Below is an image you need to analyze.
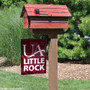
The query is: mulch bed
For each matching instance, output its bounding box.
[0,57,90,80]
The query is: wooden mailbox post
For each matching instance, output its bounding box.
[20,4,71,90]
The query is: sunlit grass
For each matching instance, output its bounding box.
[0,70,90,90]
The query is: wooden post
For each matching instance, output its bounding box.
[48,34,58,90]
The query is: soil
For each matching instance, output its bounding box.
[0,57,90,80]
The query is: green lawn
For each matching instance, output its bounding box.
[0,70,90,90]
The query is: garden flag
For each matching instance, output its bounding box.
[21,39,46,75]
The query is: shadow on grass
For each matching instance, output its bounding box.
[0,60,14,67]
[46,52,90,64]
[58,58,90,64]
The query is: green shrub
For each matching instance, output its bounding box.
[0,0,26,8]
[78,15,90,63]
[58,32,86,60]
[78,15,90,36]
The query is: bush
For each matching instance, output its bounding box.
[58,32,86,60]
[78,15,90,36]
[78,15,90,63]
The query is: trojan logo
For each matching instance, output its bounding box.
[23,44,45,58]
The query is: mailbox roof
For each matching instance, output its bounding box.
[21,4,71,17]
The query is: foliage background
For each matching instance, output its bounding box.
[0,0,90,64]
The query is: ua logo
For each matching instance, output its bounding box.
[23,44,45,58]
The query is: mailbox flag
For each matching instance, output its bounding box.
[21,39,46,75]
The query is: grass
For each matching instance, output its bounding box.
[0,8,35,65]
[0,70,90,90]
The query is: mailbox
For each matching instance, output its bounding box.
[20,4,71,90]
[20,4,71,35]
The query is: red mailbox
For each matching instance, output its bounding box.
[20,4,71,90]
[20,4,71,35]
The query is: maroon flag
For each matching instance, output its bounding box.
[21,39,46,75]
